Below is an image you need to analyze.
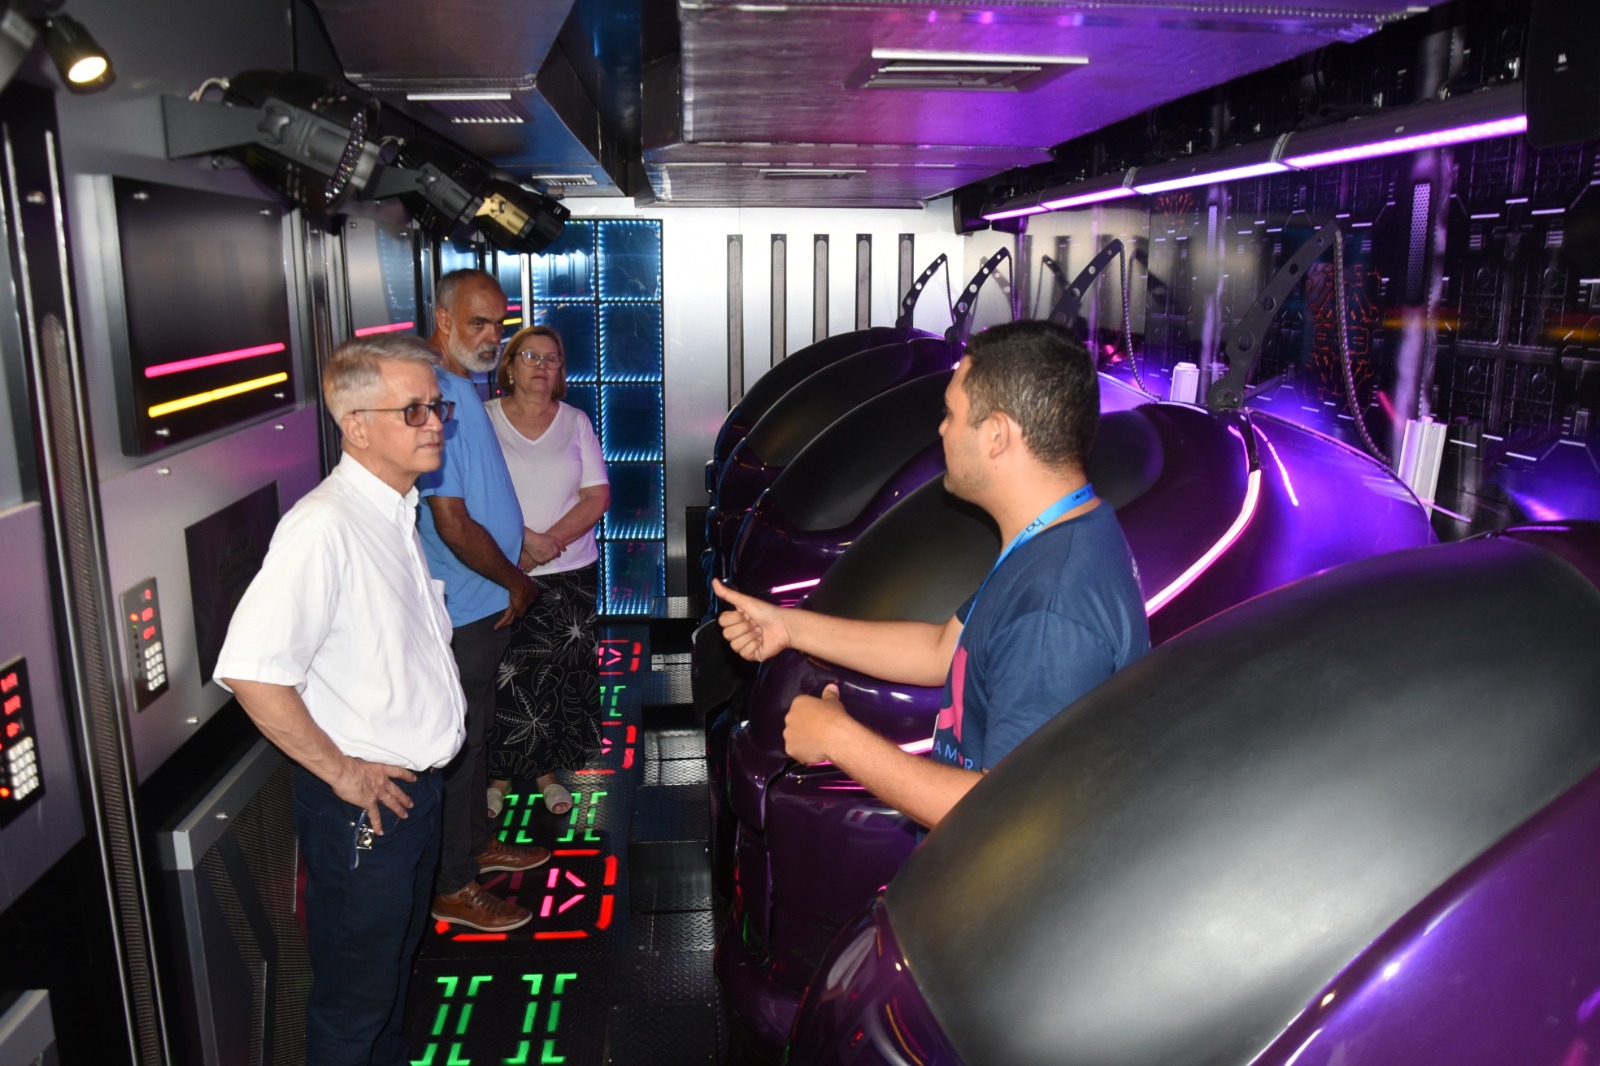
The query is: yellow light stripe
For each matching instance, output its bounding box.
[148,372,289,419]
[503,317,523,326]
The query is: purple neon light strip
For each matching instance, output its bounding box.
[1254,425,1299,508]
[1133,162,1288,195]
[1041,186,1136,210]
[143,341,286,379]
[1283,115,1527,169]
[353,320,416,337]
[769,577,821,594]
[981,203,1048,222]
[1144,467,1262,614]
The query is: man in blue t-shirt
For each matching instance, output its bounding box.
[714,320,1148,829]
[417,269,549,932]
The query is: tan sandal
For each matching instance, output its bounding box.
[541,782,573,815]
[487,786,506,821]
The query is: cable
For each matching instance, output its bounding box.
[1333,226,1390,465]
[187,76,230,102]
[1119,245,1160,398]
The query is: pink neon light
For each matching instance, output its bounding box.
[1254,425,1299,507]
[1284,116,1527,169]
[900,737,934,755]
[1144,467,1262,614]
[1133,162,1288,195]
[143,342,285,379]
[981,203,1048,222]
[565,870,587,888]
[1041,186,1136,210]
[352,321,416,337]
[558,894,585,914]
[770,577,821,594]
[540,896,554,918]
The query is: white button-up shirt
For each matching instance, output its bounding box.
[216,452,465,771]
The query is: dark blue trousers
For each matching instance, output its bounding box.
[435,613,512,894]
[295,765,442,1066]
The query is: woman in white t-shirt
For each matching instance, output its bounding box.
[485,325,610,818]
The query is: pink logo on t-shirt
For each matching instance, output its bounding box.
[935,643,969,742]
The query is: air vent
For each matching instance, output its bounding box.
[760,169,866,180]
[529,174,599,188]
[847,49,1087,92]
[405,92,528,125]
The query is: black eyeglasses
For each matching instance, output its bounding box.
[350,400,455,427]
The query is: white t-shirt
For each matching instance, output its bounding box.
[486,399,608,576]
[214,453,466,771]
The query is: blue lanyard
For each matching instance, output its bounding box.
[961,484,1096,642]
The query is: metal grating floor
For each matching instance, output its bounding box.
[404,623,757,1064]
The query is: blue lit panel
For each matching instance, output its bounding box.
[604,540,664,615]
[439,239,479,275]
[604,464,665,540]
[600,386,663,463]
[599,305,664,383]
[564,385,598,428]
[534,303,598,382]
[598,221,662,301]
[531,221,595,300]
[495,252,524,339]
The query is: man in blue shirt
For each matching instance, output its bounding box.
[419,269,548,931]
[714,320,1148,829]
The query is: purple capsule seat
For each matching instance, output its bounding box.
[715,406,1437,1047]
[706,336,959,577]
[791,524,1600,1065]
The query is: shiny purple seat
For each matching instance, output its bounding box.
[791,523,1600,1065]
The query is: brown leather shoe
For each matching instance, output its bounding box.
[475,838,552,874]
[430,881,532,932]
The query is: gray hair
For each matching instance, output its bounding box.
[435,268,498,315]
[322,333,439,421]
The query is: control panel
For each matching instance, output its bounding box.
[0,657,43,828]
[120,578,168,711]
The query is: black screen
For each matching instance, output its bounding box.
[185,483,281,686]
[113,178,295,455]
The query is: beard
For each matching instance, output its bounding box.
[449,333,500,374]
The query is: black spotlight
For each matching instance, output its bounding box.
[162,71,381,211]
[365,134,567,252]
[43,13,113,93]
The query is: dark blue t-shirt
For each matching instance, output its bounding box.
[931,502,1148,771]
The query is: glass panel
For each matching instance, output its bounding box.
[599,304,664,383]
[564,385,598,427]
[495,252,525,341]
[533,303,597,382]
[598,220,662,301]
[604,540,664,615]
[531,221,595,300]
[600,385,663,463]
[604,463,664,540]
[439,238,480,275]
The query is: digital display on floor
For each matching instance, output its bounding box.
[111,178,295,456]
[0,656,43,827]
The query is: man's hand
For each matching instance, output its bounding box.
[784,683,845,764]
[523,529,565,567]
[496,572,539,629]
[333,755,417,834]
[713,578,794,662]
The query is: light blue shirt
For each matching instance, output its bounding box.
[416,367,525,627]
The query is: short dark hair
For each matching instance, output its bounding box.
[961,320,1098,470]
[497,324,568,400]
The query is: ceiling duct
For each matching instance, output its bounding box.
[310,0,634,195]
[641,0,1454,208]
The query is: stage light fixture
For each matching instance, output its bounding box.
[365,136,568,252]
[42,12,112,93]
[162,71,381,211]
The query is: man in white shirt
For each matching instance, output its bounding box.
[216,334,466,1066]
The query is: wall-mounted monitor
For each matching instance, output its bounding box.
[342,205,419,339]
[110,178,295,456]
[184,483,280,687]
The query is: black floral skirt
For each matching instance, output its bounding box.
[488,563,602,780]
